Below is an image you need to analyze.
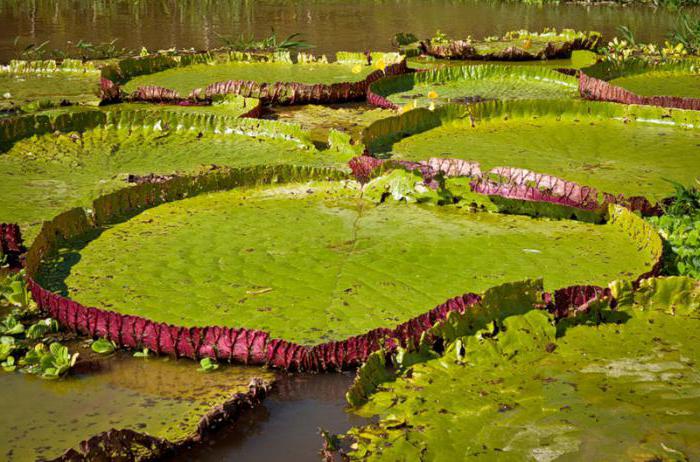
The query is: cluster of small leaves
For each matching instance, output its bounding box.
[0,272,78,378]
[217,30,313,52]
[647,180,700,278]
[13,36,131,60]
[601,17,700,65]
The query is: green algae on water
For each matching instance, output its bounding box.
[38,181,654,345]
[0,352,272,461]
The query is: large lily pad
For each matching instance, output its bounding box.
[0,351,272,461]
[368,100,700,201]
[0,105,344,242]
[369,65,578,109]
[343,277,700,461]
[122,52,400,97]
[37,180,655,345]
[0,60,101,111]
[414,29,600,61]
[610,70,700,98]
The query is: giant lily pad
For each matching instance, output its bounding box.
[122,52,401,97]
[0,351,272,461]
[342,277,700,460]
[413,29,600,61]
[37,179,656,346]
[367,100,700,201]
[610,68,700,99]
[0,60,101,111]
[0,105,345,242]
[369,65,578,110]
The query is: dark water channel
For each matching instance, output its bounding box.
[0,0,695,62]
[170,371,369,462]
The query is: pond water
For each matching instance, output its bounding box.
[0,0,694,62]
[172,372,369,462]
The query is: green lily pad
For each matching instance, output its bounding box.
[371,65,578,109]
[121,52,398,97]
[417,29,600,61]
[0,105,344,243]
[610,71,700,98]
[408,50,599,72]
[0,60,101,111]
[0,351,271,461]
[344,277,700,461]
[38,180,655,345]
[370,100,700,201]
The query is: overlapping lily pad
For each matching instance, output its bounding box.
[408,29,600,61]
[585,60,700,98]
[121,52,402,97]
[364,100,700,201]
[36,176,656,346]
[341,277,700,460]
[0,60,101,111]
[0,350,272,461]
[0,104,347,243]
[368,65,578,109]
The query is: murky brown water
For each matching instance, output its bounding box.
[0,0,693,62]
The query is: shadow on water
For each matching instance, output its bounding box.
[171,371,372,462]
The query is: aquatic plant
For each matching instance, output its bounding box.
[19,342,79,379]
[91,338,116,355]
[647,180,700,278]
[217,31,313,53]
[198,357,219,372]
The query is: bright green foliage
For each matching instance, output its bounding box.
[198,357,219,372]
[384,101,700,201]
[123,61,375,95]
[91,338,116,355]
[132,348,150,358]
[26,318,59,340]
[39,181,654,345]
[647,180,700,278]
[0,315,25,336]
[344,278,700,461]
[374,65,578,109]
[19,342,79,379]
[0,352,272,460]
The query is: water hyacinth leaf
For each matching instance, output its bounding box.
[91,338,116,355]
[198,357,219,373]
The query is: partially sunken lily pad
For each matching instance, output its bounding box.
[266,104,393,146]
[370,65,577,109]
[0,105,341,242]
[0,60,100,111]
[415,29,600,61]
[343,278,700,460]
[0,352,271,461]
[408,50,598,72]
[373,100,700,200]
[39,180,654,345]
[122,53,397,96]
